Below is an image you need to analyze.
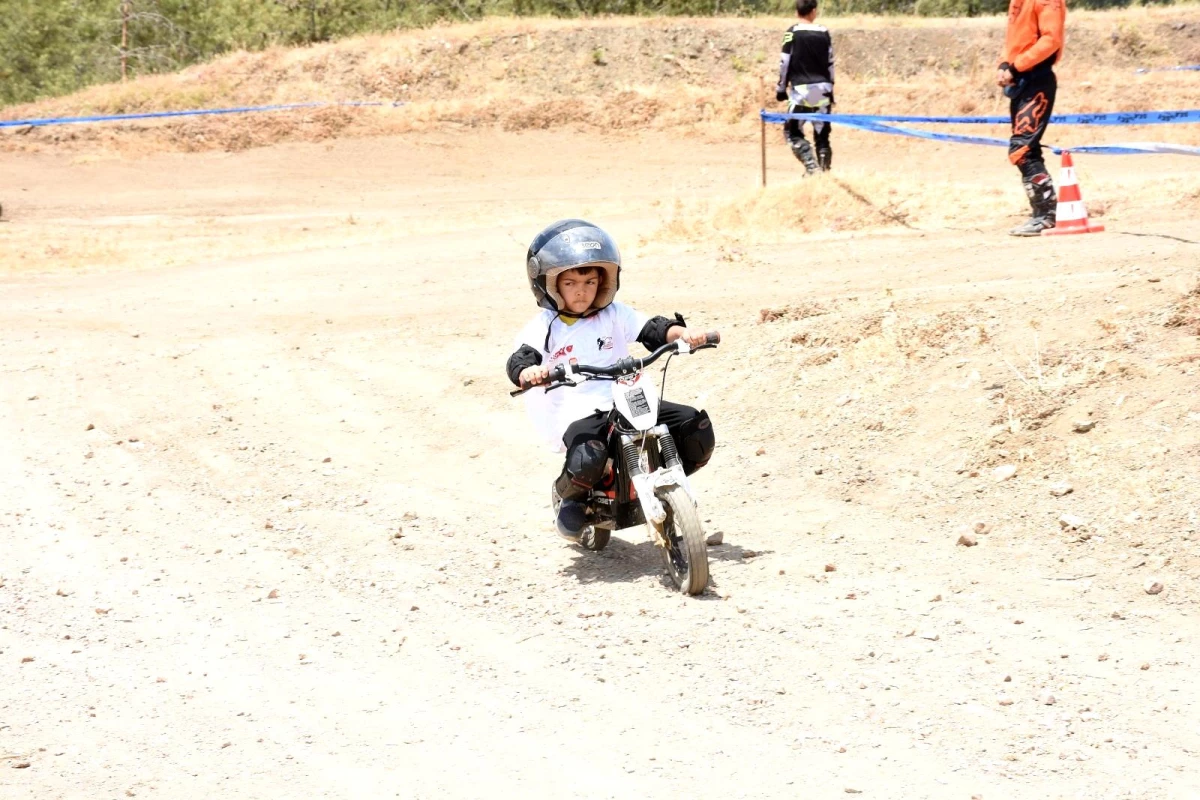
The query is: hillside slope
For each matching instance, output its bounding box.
[3,9,1199,153]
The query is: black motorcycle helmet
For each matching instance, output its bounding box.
[526,219,621,318]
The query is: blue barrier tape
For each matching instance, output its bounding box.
[1135,65,1200,73]
[761,108,1200,126]
[858,118,1200,155]
[0,101,404,129]
[833,116,1013,147]
[1065,142,1200,156]
[762,110,1200,156]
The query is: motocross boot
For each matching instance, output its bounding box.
[552,480,590,542]
[790,139,820,175]
[1009,170,1057,237]
[552,439,607,541]
[817,147,832,172]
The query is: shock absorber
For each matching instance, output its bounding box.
[658,433,682,469]
[620,437,643,477]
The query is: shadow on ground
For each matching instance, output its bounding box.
[560,534,765,595]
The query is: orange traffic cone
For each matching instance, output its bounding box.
[1042,151,1104,236]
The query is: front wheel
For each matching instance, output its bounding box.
[655,486,709,595]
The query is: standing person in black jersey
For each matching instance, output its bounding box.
[775,0,835,175]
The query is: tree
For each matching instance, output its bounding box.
[0,0,104,104]
[113,0,193,80]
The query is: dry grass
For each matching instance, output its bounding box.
[658,172,933,239]
[760,301,831,323]
[4,9,1200,156]
[1164,274,1200,336]
[656,150,1200,238]
[988,339,1126,432]
[657,168,988,238]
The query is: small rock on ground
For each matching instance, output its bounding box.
[993,464,1018,482]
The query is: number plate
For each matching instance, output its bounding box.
[625,387,651,417]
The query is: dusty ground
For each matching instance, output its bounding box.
[3,125,1200,799]
[4,10,1200,798]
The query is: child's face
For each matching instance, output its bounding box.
[557,268,600,315]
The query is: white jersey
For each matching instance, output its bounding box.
[513,302,649,452]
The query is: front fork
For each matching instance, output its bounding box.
[618,425,693,545]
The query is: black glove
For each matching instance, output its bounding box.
[775,88,788,103]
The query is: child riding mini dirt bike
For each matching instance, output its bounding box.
[512,331,720,594]
[505,219,720,595]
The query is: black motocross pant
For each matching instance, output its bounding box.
[562,401,713,486]
[1008,69,1057,180]
[785,105,831,152]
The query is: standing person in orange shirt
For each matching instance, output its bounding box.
[997,0,1066,236]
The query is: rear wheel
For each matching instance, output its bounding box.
[656,486,709,595]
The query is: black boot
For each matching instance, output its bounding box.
[1010,171,1057,237]
[790,140,820,175]
[552,443,603,542]
[817,147,832,172]
[551,480,589,541]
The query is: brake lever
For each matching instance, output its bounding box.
[511,380,567,397]
[511,367,620,397]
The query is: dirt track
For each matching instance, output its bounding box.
[3,128,1200,799]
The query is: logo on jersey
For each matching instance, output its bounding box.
[597,336,614,351]
[550,344,574,360]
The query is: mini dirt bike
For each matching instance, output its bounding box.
[512,332,720,595]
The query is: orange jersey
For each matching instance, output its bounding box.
[1002,0,1066,74]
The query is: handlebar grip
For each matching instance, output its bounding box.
[704,331,721,345]
[512,363,570,398]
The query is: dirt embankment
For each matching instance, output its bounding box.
[3,9,1199,153]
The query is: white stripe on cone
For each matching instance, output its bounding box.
[1057,200,1087,222]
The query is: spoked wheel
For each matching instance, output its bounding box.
[656,486,709,595]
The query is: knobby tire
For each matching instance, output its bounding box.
[658,486,709,595]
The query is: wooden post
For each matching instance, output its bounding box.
[120,1,130,82]
[760,115,767,188]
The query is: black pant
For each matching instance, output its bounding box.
[785,105,831,152]
[1008,70,1056,179]
[562,400,708,480]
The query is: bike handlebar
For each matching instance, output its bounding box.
[510,331,720,397]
